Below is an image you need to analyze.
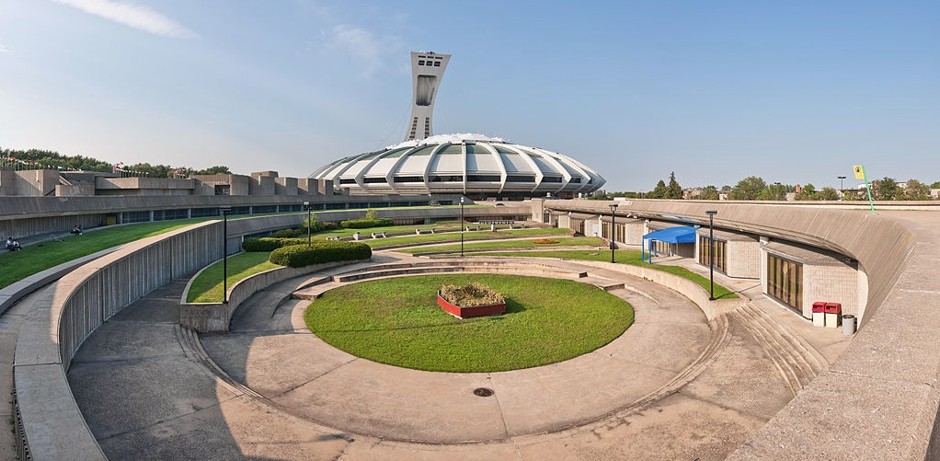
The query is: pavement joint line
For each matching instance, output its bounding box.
[598,352,684,374]
[826,368,938,389]
[69,353,185,366]
[899,289,940,295]
[94,395,237,443]
[272,356,359,399]
[110,319,180,325]
[485,374,512,440]
[675,389,773,422]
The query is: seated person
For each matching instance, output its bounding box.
[71,225,83,235]
[6,237,20,251]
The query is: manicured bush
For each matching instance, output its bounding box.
[340,217,394,229]
[242,237,302,252]
[272,228,305,238]
[269,241,371,267]
[532,238,560,244]
[440,283,505,307]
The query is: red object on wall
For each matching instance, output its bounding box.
[437,292,506,319]
[812,302,826,314]
[824,302,842,314]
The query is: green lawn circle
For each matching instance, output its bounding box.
[305,274,634,372]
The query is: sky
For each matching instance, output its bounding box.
[1,1,938,191]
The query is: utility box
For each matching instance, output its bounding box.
[825,303,842,328]
[812,302,826,327]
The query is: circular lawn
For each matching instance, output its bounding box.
[305,274,634,372]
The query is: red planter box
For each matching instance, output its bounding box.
[437,292,506,319]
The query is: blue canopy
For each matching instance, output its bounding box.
[641,226,697,262]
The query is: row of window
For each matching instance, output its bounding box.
[698,237,728,273]
[341,176,587,185]
[767,253,803,312]
[417,59,443,67]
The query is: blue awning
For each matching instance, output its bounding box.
[642,226,697,244]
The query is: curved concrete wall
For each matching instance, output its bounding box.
[544,199,940,459]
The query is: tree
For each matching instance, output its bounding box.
[648,180,667,199]
[873,177,899,200]
[931,181,940,189]
[817,187,839,201]
[903,179,930,200]
[690,185,719,200]
[665,172,683,199]
[730,176,767,200]
[795,184,817,201]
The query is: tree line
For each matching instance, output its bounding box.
[591,173,940,201]
[0,148,232,178]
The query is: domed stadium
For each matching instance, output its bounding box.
[308,133,606,198]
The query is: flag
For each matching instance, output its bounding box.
[853,165,865,180]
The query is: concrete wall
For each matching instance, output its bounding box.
[55,184,96,197]
[802,261,861,318]
[0,169,15,195]
[727,240,760,278]
[297,178,318,196]
[13,221,222,460]
[180,259,361,333]
[317,179,333,195]
[275,177,297,196]
[250,175,275,196]
[13,169,59,196]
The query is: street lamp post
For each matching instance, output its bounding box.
[220,206,232,304]
[609,203,619,263]
[460,197,465,257]
[705,210,718,300]
[837,176,846,198]
[303,201,311,247]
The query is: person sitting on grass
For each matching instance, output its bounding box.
[6,237,21,251]
[71,224,83,235]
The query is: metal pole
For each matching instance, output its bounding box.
[610,207,616,263]
[306,203,311,247]
[460,197,465,257]
[222,210,229,304]
[708,213,715,300]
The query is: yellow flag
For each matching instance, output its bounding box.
[853,165,865,180]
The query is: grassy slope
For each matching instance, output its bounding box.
[365,227,572,249]
[471,249,738,299]
[0,220,213,290]
[186,251,279,303]
[306,274,634,372]
[397,236,606,254]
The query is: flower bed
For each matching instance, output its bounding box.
[438,283,506,318]
[532,238,560,244]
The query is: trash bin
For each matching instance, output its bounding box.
[825,303,842,328]
[812,302,826,327]
[842,314,856,335]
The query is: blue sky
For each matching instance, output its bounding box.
[1,1,938,191]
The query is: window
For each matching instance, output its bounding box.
[362,177,387,184]
[506,175,535,183]
[467,175,501,182]
[393,176,423,183]
[434,61,441,66]
[766,253,803,313]
[698,236,727,273]
[418,60,425,65]
[339,178,357,184]
[542,176,562,183]
[429,175,463,182]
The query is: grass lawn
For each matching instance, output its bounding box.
[470,249,738,299]
[397,236,606,254]
[306,274,634,372]
[365,227,572,249]
[186,252,280,303]
[0,219,219,290]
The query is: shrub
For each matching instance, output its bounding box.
[440,283,505,307]
[532,238,559,244]
[340,218,394,229]
[242,237,302,252]
[269,241,372,268]
[272,228,305,238]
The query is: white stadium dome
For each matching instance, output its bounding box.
[309,133,606,198]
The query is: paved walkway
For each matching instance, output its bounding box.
[62,251,836,460]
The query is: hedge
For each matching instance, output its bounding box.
[269,241,372,268]
[242,237,303,252]
[272,228,305,238]
[340,218,394,229]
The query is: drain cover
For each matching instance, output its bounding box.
[473,387,494,397]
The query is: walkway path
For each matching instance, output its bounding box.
[65,252,832,460]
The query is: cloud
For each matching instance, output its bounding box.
[52,0,197,38]
[0,43,11,54]
[322,24,400,77]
